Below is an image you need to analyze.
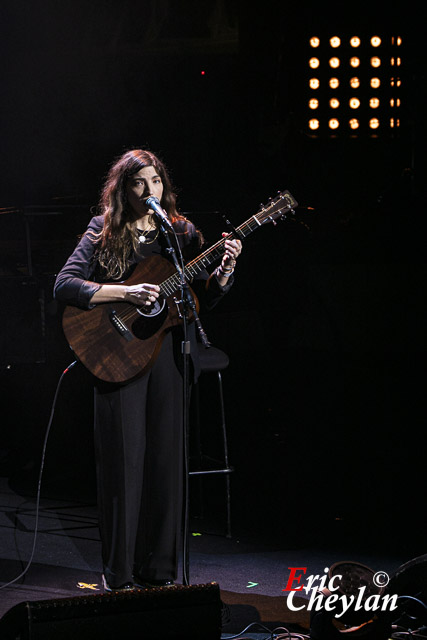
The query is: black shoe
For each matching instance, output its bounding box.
[102,574,134,592]
[133,576,175,589]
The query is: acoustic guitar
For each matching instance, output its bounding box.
[62,190,298,383]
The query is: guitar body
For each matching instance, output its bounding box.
[62,256,198,383]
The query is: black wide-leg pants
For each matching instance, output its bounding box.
[93,331,184,587]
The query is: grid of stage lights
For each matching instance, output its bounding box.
[307,35,402,135]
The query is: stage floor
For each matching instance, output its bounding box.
[0,476,415,639]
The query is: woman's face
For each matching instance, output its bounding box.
[125,165,164,220]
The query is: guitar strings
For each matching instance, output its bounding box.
[115,225,247,323]
[114,203,286,324]
[114,235,229,323]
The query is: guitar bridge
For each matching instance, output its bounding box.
[109,309,134,341]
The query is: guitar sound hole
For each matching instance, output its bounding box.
[136,296,166,318]
[131,298,168,340]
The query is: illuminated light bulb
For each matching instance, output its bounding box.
[350,77,360,88]
[349,98,360,109]
[369,118,380,129]
[329,57,340,68]
[349,119,360,129]
[309,119,320,130]
[329,98,340,109]
[309,57,320,69]
[371,57,381,67]
[309,99,319,109]
[330,37,341,48]
[371,36,381,47]
[329,77,339,89]
[350,37,361,47]
[310,37,320,47]
[350,57,360,68]
[329,118,339,129]
[370,97,380,108]
[309,78,320,89]
[371,77,381,88]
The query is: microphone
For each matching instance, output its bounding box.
[145,196,174,231]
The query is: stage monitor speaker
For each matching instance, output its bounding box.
[0,582,221,640]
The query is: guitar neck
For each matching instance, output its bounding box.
[159,217,258,297]
[160,190,297,297]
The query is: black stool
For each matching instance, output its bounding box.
[189,343,233,538]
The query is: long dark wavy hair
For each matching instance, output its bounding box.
[92,149,188,279]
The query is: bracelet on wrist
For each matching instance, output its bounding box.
[216,266,234,278]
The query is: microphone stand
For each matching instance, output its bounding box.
[156,217,210,587]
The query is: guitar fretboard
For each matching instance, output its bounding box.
[160,191,296,297]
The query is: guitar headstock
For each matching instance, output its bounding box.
[255,190,298,225]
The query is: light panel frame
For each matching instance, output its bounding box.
[305,33,403,137]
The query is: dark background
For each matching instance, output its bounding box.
[0,2,425,556]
